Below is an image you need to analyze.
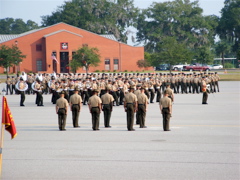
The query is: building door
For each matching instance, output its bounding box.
[60,52,69,73]
[52,60,57,73]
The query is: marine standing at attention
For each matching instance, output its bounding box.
[88,89,102,131]
[56,91,69,131]
[201,76,208,104]
[19,77,26,106]
[159,90,172,131]
[137,86,148,128]
[124,86,138,131]
[69,87,82,128]
[101,88,114,128]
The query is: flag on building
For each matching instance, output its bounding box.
[51,54,59,64]
[2,96,17,139]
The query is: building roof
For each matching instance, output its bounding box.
[0,23,118,44]
[100,34,118,41]
[0,22,138,47]
[43,29,83,38]
[0,34,20,43]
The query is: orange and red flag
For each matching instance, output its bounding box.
[2,96,17,139]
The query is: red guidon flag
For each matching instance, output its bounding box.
[2,96,17,139]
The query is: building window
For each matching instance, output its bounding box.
[36,59,42,71]
[114,59,119,70]
[36,44,42,51]
[105,59,110,70]
[72,51,76,59]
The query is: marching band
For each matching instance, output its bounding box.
[5,71,220,106]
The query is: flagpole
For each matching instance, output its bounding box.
[0,92,6,177]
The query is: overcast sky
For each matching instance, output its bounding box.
[0,0,224,25]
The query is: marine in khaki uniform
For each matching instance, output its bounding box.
[165,84,174,103]
[69,87,82,128]
[35,79,44,106]
[19,77,26,106]
[56,91,69,131]
[137,86,148,128]
[124,86,138,131]
[134,84,141,125]
[101,88,114,128]
[88,89,102,131]
[159,90,172,131]
[201,76,208,104]
[214,72,220,92]
[11,76,16,94]
[6,76,12,95]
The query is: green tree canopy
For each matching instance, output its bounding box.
[0,18,39,34]
[136,0,217,52]
[215,40,232,67]
[41,0,139,42]
[151,37,192,71]
[70,46,101,73]
[0,45,26,76]
[217,0,240,60]
[194,46,214,65]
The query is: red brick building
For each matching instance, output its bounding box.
[0,22,150,74]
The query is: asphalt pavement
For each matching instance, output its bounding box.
[0,81,239,180]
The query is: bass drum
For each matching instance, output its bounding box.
[15,81,28,92]
[31,82,37,92]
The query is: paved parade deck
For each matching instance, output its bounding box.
[1,81,240,180]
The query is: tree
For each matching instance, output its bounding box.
[0,45,26,76]
[41,0,139,43]
[0,18,39,34]
[70,46,101,73]
[136,0,215,53]
[215,40,232,67]
[217,0,240,60]
[194,46,214,65]
[136,52,152,69]
[151,37,192,72]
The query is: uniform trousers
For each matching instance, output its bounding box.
[100,90,105,98]
[176,82,180,93]
[111,91,119,106]
[71,104,80,127]
[102,104,112,127]
[162,107,171,131]
[119,90,124,105]
[126,104,135,130]
[37,91,43,106]
[149,89,155,103]
[20,91,25,106]
[138,104,146,128]
[82,91,89,105]
[156,88,161,102]
[27,83,33,94]
[144,90,150,100]
[215,81,220,92]
[193,83,199,93]
[202,91,208,104]
[64,90,69,102]
[171,83,176,93]
[91,107,100,130]
[58,108,67,130]
[6,84,12,95]
[69,90,74,97]
[11,85,16,94]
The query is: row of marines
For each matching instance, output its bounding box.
[55,84,174,131]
